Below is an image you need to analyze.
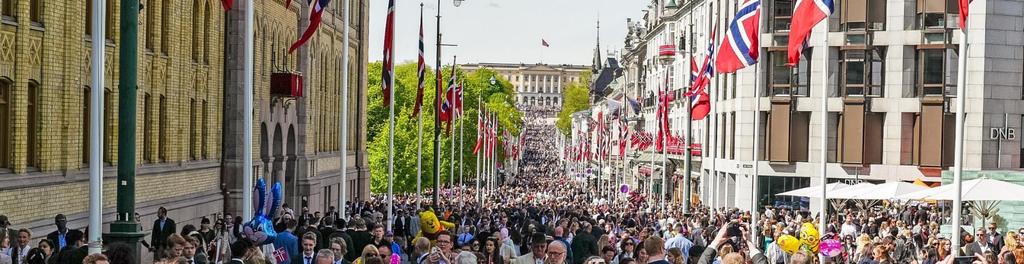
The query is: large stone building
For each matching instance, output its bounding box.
[461,63,589,108]
[616,0,1024,212]
[0,0,369,239]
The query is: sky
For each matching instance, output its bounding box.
[368,0,646,66]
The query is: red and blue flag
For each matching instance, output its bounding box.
[716,0,761,74]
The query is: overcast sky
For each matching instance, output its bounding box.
[368,0,646,66]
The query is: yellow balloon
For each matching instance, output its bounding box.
[800,223,820,253]
[777,235,801,254]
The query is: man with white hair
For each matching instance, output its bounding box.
[315,249,335,264]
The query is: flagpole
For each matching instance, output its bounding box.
[242,0,255,221]
[749,0,765,244]
[458,91,465,208]
[476,100,482,205]
[415,2,424,211]
[818,13,830,263]
[387,0,397,232]
[433,0,443,210]
[340,0,351,219]
[88,0,105,254]
[950,19,969,258]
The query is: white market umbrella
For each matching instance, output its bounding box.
[900,178,1024,201]
[777,183,850,198]
[843,181,930,200]
[825,182,879,199]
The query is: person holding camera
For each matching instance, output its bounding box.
[696,223,766,264]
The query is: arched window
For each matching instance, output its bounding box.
[189,97,196,160]
[202,99,208,159]
[143,93,152,163]
[203,1,211,64]
[0,79,10,168]
[27,81,40,168]
[104,89,112,164]
[191,0,200,62]
[158,95,167,162]
[145,0,155,50]
[83,87,91,164]
[161,0,171,53]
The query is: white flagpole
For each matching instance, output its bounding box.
[476,102,482,205]
[951,18,969,257]
[458,95,465,207]
[416,100,423,209]
[242,0,255,221]
[88,0,106,254]
[387,1,397,232]
[818,12,830,262]
[749,0,765,242]
[340,0,351,219]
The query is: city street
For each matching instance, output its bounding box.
[1,0,1023,264]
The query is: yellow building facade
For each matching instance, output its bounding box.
[0,0,370,238]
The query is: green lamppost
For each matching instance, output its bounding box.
[103,0,146,260]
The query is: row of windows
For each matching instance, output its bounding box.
[1,0,43,24]
[769,0,959,32]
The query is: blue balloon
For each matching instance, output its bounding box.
[243,178,281,245]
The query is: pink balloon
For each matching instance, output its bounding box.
[819,239,843,257]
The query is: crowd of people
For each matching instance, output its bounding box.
[0,108,1017,264]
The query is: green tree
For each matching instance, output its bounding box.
[557,71,592,135]
[367,62,521,194]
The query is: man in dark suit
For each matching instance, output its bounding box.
[228,239,252,264]
[318,216,337,250]
[292,234,319,264]
[571,221,598,264]
[53,229,88,264]
[46,214,73,253]
[184,236,210,264]
[152,207,177,260]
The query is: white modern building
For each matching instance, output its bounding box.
[618,0,1024,212]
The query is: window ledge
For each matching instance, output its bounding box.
[29,22,44,31]
[0,18,16,26]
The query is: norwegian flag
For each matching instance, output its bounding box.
[290,0,332,53]
[691,89,710,120]
[283,0,313,10]
[473,108,484,154]
[688,27,717,96]
[412,7,426,117]
[377,0,395,105]
[716,0,761,74]
[455,81,464,118]
[786,0,834,66]
[618,114,628,157]
[440,66,457,132]
[690,56,699,83]
[655,75,672,152]
[273,247,289,263]
[959,0,972,31]
[489,114,498,158]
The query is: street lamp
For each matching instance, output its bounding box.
[489,76,497,85]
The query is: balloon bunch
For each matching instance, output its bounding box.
[242,178,283,245]
[819,233,843,257]
[775,223,824,255]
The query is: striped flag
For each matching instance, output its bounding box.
[378,0,395,105]
[473,108,484,154]
[289,0,332,53]
[412,6,426,117]
[688,27,717,96]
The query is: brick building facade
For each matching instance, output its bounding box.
[0,0,370,240]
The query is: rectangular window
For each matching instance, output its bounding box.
[917,47,957,97]
[83,88,91,164]
[144,94,152,163]
[771,0,793,31]
[0,81,9,168]
[841,48,885,97]
[29,0,42,24]
[2,0,15,20]
[159,95,167,162]
[86,0,92,36]
[190,98,197,160]
[917,0,959,29]
[161,0,171,54]
[27,82,39,168]
[768,50,811,96]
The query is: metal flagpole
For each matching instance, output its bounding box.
[476,100,482,205]
[951,18,969,257]
[459,92,465,207]
[818,14,830,263]
[750,46,763,242]
[432,0,443,210]
[340,0,351,219]
[387,0,397,232]
[661,92,668,211]
[243,0,255,221]
[88,0,105,253]
[415,3,423,211]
